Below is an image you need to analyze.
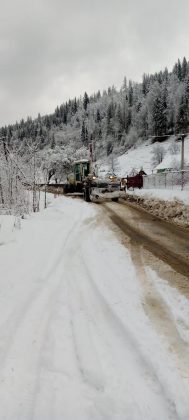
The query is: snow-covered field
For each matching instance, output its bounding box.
[99,136,189,177]
[0,196,189,419]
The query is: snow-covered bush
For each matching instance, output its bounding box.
[168,141,180,155]
[74,146,89,161]
[151,144,166,167]
[125,127,139,148]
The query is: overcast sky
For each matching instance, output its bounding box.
[0,0,189,126]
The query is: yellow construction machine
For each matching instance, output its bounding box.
[64,159,121,202]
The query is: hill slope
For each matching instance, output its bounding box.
[98,136,189,177]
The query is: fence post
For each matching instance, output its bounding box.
[181,171,184,191]
[44,185,47,208]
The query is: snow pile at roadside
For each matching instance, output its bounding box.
[0,192,53,248]
[127,188,189,205]
[149,269,189,345]
[125,190,189,226]
[0,215,19,246]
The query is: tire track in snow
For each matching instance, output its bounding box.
[81,256,180,419]
[0,265,63,419]
[67,271,105,392]
[82,210,189,378]
[0,208,84,420]
[129,241,189,379]
[103,201,189,278]
[30,209,94,420]
[0,218,77,369]
[73,216,189,420]
[100,200,189,382]
[31,208,102,420]
[1,197,189,419]
[62,232,178,420]
[0,220,70,366]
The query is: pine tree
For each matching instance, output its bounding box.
[63,108,67,124]
[99,128,102,141]
[142,74,149,96]
[185,75,189,100]
[128,81,133,107]
[55,106,60,118]
[96,90,101,99]
[85,128,89,145]
[81,121,86,143]
[173,62,178,77]
[96,109,101,123]
[152,96,164,136]
[177,59,182,81]
[116,104,124,141]
[163,67,169,82]
[175,94,188,133]
[182,57,188,80]
[160,82,168,134]
[126,108,132,133]
[121,76,127,98]
[83,92,89,111]
[72,98,78,114]
[106,103,114,135]
[51,134,56,149]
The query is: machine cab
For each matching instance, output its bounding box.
[74,160,91,182]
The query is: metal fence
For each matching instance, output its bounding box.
[143,170,189,191]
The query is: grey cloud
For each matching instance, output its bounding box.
[0,0,188,125]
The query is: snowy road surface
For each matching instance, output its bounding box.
[0,196,189,419]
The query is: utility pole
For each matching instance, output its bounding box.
[181,134,185,170]
[44,168,48,209]
[89,142,93,163]
[180,134,185,191]
[175,133,187,190]
[44,184,47,209]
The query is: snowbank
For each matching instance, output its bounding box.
[125,189,189,226]
[127,188,189,205]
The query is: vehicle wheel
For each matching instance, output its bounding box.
[84,187,91,202]
[112,197,118,202]
[64,184,69,194]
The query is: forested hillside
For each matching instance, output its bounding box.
[0,57,189,183]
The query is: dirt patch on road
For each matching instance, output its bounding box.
[102,201,189,279]
[100,199,189,376]
[129,243,189,375]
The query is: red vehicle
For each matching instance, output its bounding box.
[121,170,146,190]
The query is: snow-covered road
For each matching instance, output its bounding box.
[0,196,189,420]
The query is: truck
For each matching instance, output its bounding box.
[64,159,121,202]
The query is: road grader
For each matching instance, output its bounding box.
[64,159,121,202]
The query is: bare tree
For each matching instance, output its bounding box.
[0,141,32,216]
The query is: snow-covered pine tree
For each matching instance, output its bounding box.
[83,92,89,111]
